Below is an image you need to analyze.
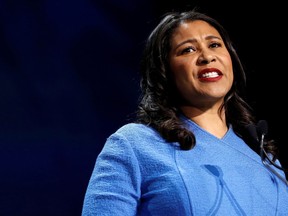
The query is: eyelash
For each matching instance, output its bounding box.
[181,42,222,54]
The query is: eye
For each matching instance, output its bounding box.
[209,42,222,48]
[180,46,195,55]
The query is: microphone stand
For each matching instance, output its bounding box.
[260,133,288,186]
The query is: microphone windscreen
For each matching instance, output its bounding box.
[245,124,258,141]
[257,120,268,135]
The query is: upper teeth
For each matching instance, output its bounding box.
[202,72,218,78]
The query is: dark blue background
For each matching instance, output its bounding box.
[0,1,286,215]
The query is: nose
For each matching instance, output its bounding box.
[197,50,216,65]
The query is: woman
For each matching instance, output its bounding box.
[82,9,288,215]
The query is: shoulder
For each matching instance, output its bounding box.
[112,123,163,142]
[98,123,178,171]
[104,123,174,154]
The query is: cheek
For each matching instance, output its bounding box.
[169,58,180,75]
[228,59,234,81]
[170,58,194,79]
[221,54,233,78]
[223,54,233,70]
[170,59,196,94]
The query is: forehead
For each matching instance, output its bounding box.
[171,20,221,40]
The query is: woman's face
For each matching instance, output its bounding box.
[169,20,233,109]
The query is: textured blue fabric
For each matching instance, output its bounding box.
[82,118,288,215]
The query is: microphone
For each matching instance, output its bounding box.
[246,120,288,184]
[256,120,268,151]
[245,120,268,158]
[245,120,268,143]
[256,120,268,136]
[245,123,258,142]
[255,120,288,185]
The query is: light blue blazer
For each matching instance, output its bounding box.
[82,118,288,215]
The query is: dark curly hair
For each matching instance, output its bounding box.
[136,9,278,160]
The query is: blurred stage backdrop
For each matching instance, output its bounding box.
[0,0,286,215]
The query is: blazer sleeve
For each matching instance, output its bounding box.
[82,134,141,216]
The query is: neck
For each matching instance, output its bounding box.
[180,105,228,138]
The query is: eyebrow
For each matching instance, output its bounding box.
[174,35,222,49]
